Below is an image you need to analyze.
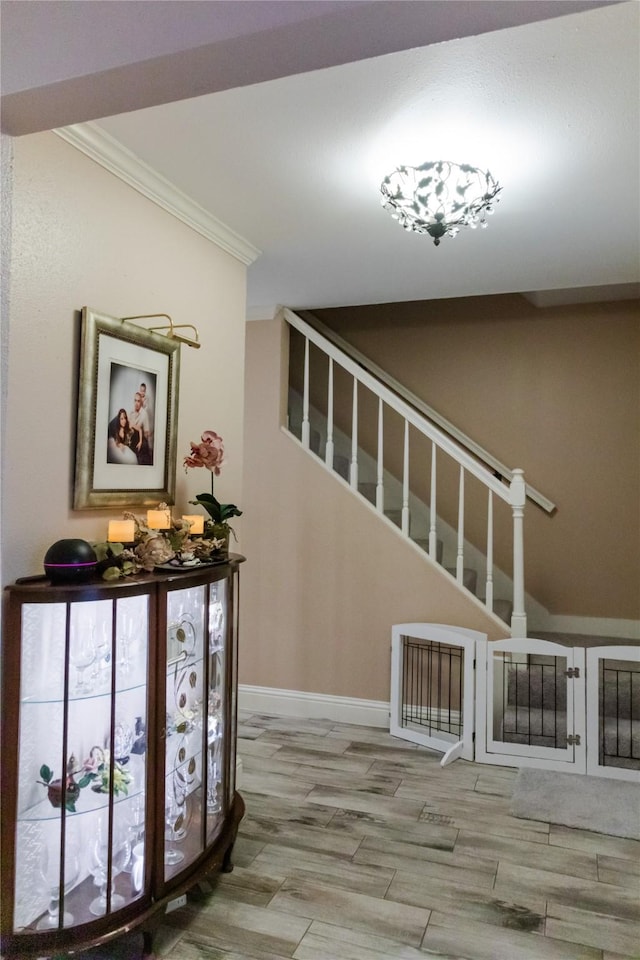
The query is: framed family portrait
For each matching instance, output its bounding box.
[74,307,180,509]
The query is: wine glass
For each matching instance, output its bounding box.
[123,791,145,872]
[69,627,96,695]
[89,818,131,916]
[92,620,112,689]
[207,752,221,814]
[36,834,81,929]
[164,794,185,866]
[118,608,136,677]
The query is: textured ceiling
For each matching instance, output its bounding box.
[3,0,638,312]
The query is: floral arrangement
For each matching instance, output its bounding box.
[184,429,242,535]
[93,509,224,580]
[77,746,131,796]
[93,430,241,580]
[37,748,131,810]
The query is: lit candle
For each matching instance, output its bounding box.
[147,508,171,530]
[182,515,204,535]
[107,519,135,543]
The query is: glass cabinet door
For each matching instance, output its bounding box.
[162,574,232,881]
[206,577,227,841]
[13,592,150,932]
[163,585,205,881]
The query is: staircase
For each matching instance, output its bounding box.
[283,308,554,635]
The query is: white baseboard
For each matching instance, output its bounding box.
[238,684,390,728]
[528,615,640,640]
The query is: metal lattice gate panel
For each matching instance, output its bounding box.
[390,624,483,763]
[586,646,640,781]
[401,638,463,739]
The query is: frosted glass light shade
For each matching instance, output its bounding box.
[380,160,501,245]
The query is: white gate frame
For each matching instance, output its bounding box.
[475,637,586,772]
[391,625,638,780]
[390,623,485,765]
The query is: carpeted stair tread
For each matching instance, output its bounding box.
[445,566,478,593]
[412,537,444,564]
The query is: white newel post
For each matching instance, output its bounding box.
[325,358,334,468]
[510,468,527,637]
[301,336,310,448]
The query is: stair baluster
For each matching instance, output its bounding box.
[325,357,334,469]
[401,420,410,536]
[456,467,465,582]
[376,398,384,513]
[485,490,494,612]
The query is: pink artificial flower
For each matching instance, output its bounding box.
[183,431,225,475]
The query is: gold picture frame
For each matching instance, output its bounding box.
[74,307,180,510]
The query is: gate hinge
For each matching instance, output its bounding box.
[565,667,580,678]
[567,734,581,746]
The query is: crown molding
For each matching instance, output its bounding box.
[53,122,261,267]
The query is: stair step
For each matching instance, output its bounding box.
[334,454,349,481]
[413,538,444,564]
[480,597,513,625]
[358,481,377,505]
[445,567,478,594]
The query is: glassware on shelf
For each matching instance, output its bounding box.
[113,720,134,765]
[88,818,131,917]
[69,628,96,695]
[164,794,186,866]
[207,753,221,814]
[36,834,81,930]
[117,610,135,677]
[92,621,112,689]
[123,791,145,873]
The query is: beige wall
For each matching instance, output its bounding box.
[2,131,246,586]
[313,296,640,620]
[240,317,507,702]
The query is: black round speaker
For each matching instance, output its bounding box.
[44,539,98,583]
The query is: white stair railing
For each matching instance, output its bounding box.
[285,307,532,637]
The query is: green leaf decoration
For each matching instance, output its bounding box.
[77,774,94,789]
[102,565,122,581]
[92,542,111,562]
[65,799,77,813]
[40,764,53,783]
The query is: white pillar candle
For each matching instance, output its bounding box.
[182,515,204,535]
[107,519,135,542]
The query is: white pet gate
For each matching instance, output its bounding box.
[391,624,640,781]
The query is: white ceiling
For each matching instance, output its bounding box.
[3,0,639,313]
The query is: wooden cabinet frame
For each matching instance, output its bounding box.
[0,557,245,959]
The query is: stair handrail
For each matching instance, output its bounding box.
[287,308,513,504]
[297,309,555,515]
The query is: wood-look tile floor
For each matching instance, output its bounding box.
[152,713,640,960]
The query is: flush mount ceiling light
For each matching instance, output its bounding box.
[380,160,501,246]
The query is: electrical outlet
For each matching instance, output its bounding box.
[165,893,187,914]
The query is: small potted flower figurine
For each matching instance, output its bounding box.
[184,430,242,556]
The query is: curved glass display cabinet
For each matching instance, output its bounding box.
[0,557,245,959]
